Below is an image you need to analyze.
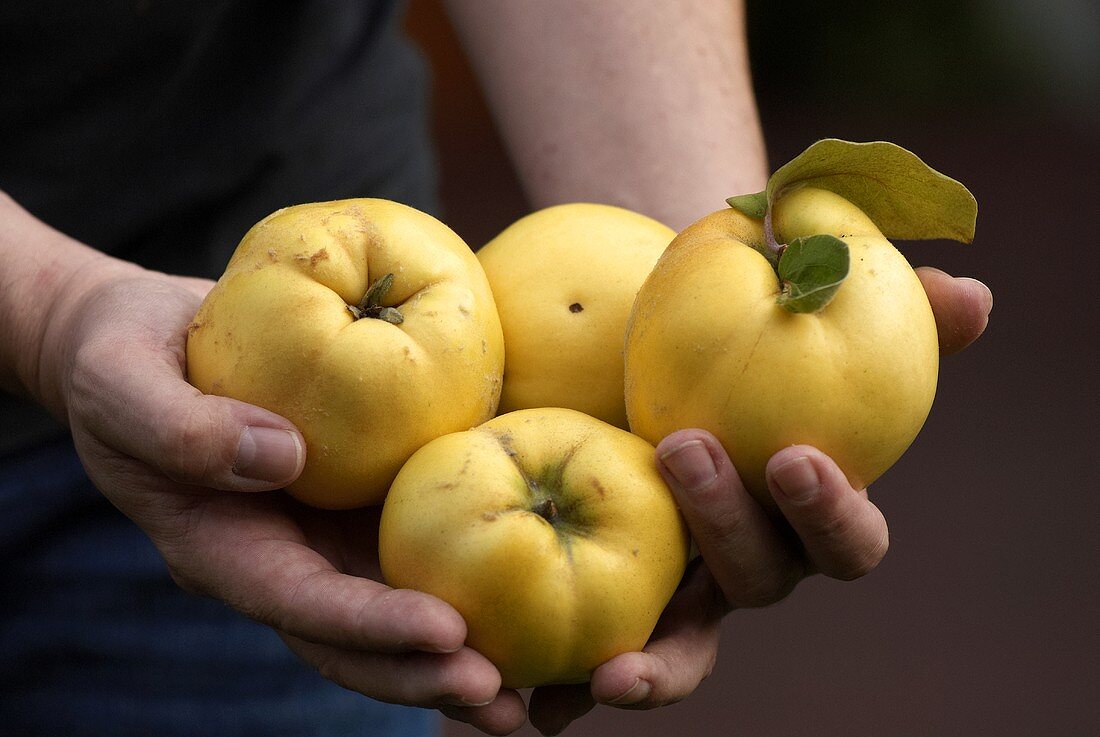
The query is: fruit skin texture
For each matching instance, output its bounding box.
[186,199,504,509]
[624,186,939,504]
[476,204,675,429]
[378,407,690,689]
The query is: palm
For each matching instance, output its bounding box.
[57,270,506,724]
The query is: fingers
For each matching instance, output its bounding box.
[168,514,506,712]
[441,690,529,736]
[656,429,804,609]
[170,515,470,655]
[766,446,889,580]
[915,266,992,355]
[659,430,889,589]
[587,561,722,711]
[285,634,502,711]
[527,684,597,736]
[259,565,470,654]
[525,565,723,733]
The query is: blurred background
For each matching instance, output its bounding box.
[402,1,1100,735]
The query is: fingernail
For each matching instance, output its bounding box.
[608,678,651,705]
[421,641,464,654]
[659,440,717,492]
[771,455,820,502]
[443,695,495,708]
[234,427,303,484]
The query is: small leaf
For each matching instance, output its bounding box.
[767,139,977,243]
[726,191,768,219]
[776,234,850,313]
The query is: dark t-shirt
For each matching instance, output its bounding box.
[0,0,438,454]
[1,3,441,734]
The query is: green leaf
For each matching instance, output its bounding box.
[776,234,850,313]
[767,139,977,243]
[726,191,768,219]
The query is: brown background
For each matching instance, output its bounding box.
[404,2,1099,735]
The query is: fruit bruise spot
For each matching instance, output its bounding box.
[590,477,607,499]
[457,454,472,478]
[433,455,471,494]
[309,248,329,268]
[493,431,518,459]
[569,302,584,313]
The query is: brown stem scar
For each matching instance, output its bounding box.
[349,273,404,323]
[533,498,558,522]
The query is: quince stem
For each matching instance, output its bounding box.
[347,273,404,324]
[763,208,787,266]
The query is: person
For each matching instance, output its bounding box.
[0,1,992,735]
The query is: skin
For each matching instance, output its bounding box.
[0,203,992,737]
[0,1,993,735]
[441,0,769,230]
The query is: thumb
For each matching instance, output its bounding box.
[69,339,304,492]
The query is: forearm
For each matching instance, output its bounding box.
[0,189,135,417]
[444,0,768,230]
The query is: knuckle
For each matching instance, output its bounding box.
[699,569,733,619]
[646,653,692,709]
[701,502,759,558]
[239,590,287,634]
[147,504,211,597]
[166,564,208,598]
[233,563,312,635]
[825,526,890,581]
[389,655,448,706]
[733,564,802,608]
[698,642,718,683]
[314,652,351,692]
[161,545,210,598]
[807,504,862,545]
[155,399,234,485]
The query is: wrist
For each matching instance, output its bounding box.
[0,192,141,418]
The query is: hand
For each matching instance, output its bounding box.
[513,268,992,735]
[46,267,511,729]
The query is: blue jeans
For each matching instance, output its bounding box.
[0,437,437,737]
